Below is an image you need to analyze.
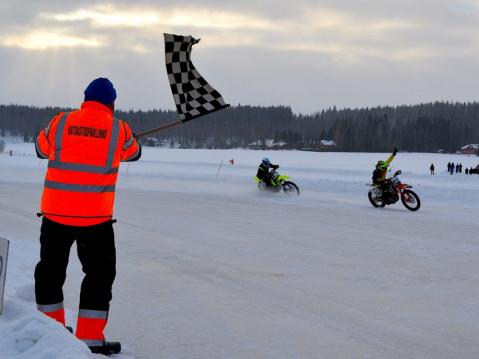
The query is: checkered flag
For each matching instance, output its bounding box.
[164,33,229,122]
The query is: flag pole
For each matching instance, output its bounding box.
[135,120,183,138]
[216,160,224,178]
[135,104,230,138]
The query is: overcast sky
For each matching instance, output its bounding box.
[0,0,478,113]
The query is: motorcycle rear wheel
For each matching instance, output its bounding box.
[368,190,385,208]
[282,181,300,196]
[401,189,421,211]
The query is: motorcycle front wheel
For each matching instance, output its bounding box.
[282,181,300,196]
[401,189,421,211]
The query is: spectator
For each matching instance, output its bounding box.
[465,168,469,175]
[430,163,435,175]
[450,162,455,175]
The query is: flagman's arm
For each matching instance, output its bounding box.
[120,121,142,162]
[35,113,62,159]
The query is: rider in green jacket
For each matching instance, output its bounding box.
[257,158,279,186]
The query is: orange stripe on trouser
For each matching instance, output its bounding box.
[37,303,66,325]
[76,313,108,343]
[42,308,66,325]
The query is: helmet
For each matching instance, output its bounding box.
[262,157,271,166]
[376,160,388,170]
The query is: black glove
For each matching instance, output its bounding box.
[271,164,279,170]
[392,147,398,156]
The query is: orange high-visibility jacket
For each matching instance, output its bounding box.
[35,101,141,226]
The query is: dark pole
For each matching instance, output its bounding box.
[136,119,183,138]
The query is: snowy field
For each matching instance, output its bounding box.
[0,142,478,359]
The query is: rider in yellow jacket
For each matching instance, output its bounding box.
[372,147,397,185]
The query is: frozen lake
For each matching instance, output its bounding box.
[0,144,478,359]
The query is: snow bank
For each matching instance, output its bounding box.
[0,298,92,359]
[0,236,131,359]
[0,238,94,359]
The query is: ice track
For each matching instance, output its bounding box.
[0,144,478,359]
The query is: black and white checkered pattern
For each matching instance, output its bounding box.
[164,33,229,122]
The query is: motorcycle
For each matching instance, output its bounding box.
[254,170,300,196]
[368,170,420,211]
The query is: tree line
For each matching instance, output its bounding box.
[0,101,478,153]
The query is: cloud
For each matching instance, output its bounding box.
[0,1,479,112]
[1,30,102,50]
[40,4,274,30]
[3,2,452,64]
[40,5,160,28]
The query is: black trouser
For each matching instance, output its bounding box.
[35,217,116,311]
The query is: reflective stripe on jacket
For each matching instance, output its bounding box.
[36,101,141,226]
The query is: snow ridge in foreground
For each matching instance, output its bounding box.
[0,290,92,359]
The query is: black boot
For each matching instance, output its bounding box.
[89,341,121,356]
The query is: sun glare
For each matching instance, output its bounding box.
[41,6,272,30]
[166,9,273,29]
[2,31,102,50]
[1,3,427,61]
[43,8,160,28]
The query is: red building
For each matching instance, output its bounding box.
[461,144,479,155]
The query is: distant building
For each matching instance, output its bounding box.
[248,139,276,150]
[461,144,479,155]
[299,139,337,152]
[269,141,288,150]
[319,140,337,150]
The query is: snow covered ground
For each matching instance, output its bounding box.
[0,142,478,358]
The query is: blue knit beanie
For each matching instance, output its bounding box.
[84,78,117,106]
